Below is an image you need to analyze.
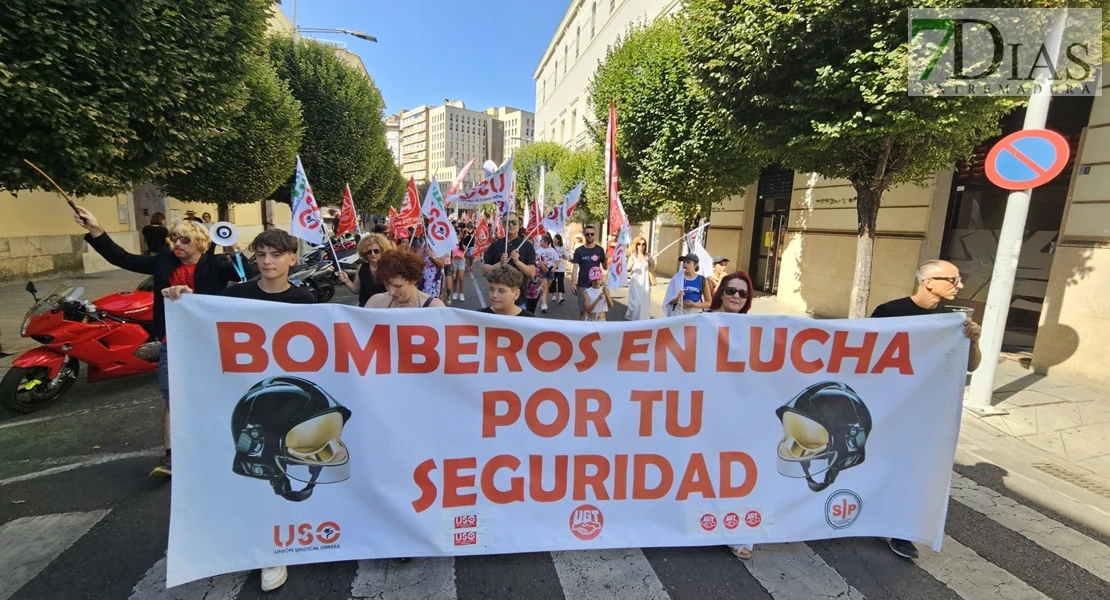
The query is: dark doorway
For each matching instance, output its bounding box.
[750,167,794,294]
[941,96,1093,352]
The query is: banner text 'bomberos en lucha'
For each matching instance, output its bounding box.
[165,297,967,585]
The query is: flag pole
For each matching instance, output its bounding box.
[650,221,711,260]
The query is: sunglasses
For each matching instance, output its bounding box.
[930,275,964,285]
[170,235,192,244]
[363,248,381,256]
[723,287,750,298]
[584,233,595,237]
[507,220,520,226]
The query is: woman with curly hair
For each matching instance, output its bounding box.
[338,233,394,307]
[363,246,446,309]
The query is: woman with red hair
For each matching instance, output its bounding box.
[708,271,754,314]
[363,246,446,308]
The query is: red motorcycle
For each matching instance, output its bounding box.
[1,281,158,414]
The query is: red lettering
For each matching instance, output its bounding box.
[273,322,328,372]
[218,322,268,372]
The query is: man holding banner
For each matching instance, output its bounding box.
[481,211,535,307]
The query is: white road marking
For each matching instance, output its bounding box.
[916,535,1050,600]
[0,448,162,486]
[129,556,246,600]
[0,397,159,430]
[738,542,865,599]
[468,270,488,309]
[0,510,111,600]
[349,558,457,600]
[551,548,671,600]
[950,473,1110,584]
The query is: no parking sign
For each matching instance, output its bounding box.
[984,129,1070,191]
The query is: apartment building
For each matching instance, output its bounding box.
[534,0,680,149]
[384,113,402,165]
[400,105,430,183]
[488,107,536,160]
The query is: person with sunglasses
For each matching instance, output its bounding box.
[870,259,982,561]
[338,233,394,307]
[570,224,608,319]
[71,205,253,478]
[481,212,537,307]
[707,271,754,314]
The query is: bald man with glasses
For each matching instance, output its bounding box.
[870,259,982,560]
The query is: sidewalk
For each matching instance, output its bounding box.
[645,275,1110,488]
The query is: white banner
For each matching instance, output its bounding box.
[445,157,513,211]
[421,176,458,258]
[165,298,968,586]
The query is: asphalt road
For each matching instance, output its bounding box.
[2,274,1109,600]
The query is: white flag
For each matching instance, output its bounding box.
[541,181,584,237]
[421,176,458,258]
[290,156,326,246]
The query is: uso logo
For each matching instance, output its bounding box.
[569,504,603,541]
[454,514,479,530]
[273,522,341,547]
[825,490,862,530]
[453,531,478,547]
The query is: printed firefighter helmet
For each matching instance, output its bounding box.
[775,381,872,492]
[231,377,352,502]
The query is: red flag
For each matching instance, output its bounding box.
[474,213,492,257]
[337,184,357,236]
[495,213,505,238]
[605,100,624,235]
[528,200,546,238]
[448,158,477,197]
[398,177,423,233]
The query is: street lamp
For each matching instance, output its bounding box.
[298,27,377,43]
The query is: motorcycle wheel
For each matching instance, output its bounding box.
[0,358,80,414]
[317,283,335,304]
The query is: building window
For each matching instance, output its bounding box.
[554,62,558,86]
[576,26,581,58]
[591,2,597,37]
[564,46,568,73]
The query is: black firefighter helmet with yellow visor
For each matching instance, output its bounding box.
[231,377,352,502]
[775,381,872,492]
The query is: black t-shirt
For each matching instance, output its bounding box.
[870,296,939,318]
[142,225,168,253]
[572,245,608,287]
[483,237,536,295]
[480,307,535,317]
[223,280,317,304]
[357,262,386,307]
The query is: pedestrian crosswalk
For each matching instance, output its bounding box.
[3,469,1110,600]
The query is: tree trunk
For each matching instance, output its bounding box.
[848,185,881,318]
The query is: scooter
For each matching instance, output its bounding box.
[1,282,159,414]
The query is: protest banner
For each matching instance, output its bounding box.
[445,156,514,210]
[165,298,967,585]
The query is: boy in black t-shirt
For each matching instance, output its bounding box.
[480,264,535,317]
[160,228,313,592]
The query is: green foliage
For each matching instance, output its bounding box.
[161,52,303,205]
[381,167,408,211]
[268,35,387,205]
[351,139,396,213]
[589,16,762,230]
[0,0,272,195]
[512,141,571,202]
[555,148,606,223]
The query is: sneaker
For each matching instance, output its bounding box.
[460,293,465,301]
[261,565,288,591]
[452,293,458,300]
[541,304,548,313]
[558,295,565,304]
[887,538,918,559]
[150,455,171,478]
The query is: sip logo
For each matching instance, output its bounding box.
[825,490,862,530]
[569,504,603,541]
[454,531,478,547]
[454,514,479,530]
[273,522,341,547]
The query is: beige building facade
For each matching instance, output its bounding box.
[650,87,1108,388]
[534,0,680,149]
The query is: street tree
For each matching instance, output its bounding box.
[512,141,571,202]
[351,139,397,213]
[554,148,606,223]
[161,53,303,207]
[589,17,762,231]
[685,0,1025,317]
[0,0,272,195]
[268,35,387,205]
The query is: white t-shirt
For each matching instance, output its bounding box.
[584,287,608,315]
[553,246,569,272]
[536,246,559,274]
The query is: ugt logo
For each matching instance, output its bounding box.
[273,521,341,547]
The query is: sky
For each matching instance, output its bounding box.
[278,0,570,115]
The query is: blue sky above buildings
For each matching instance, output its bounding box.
[279,0,569,114]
